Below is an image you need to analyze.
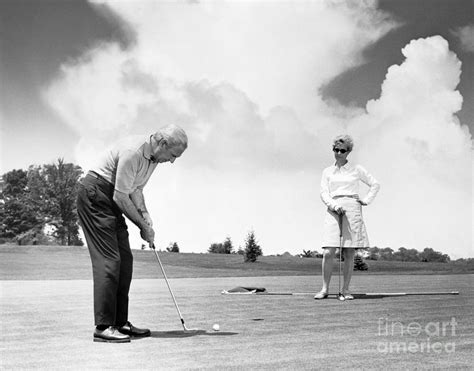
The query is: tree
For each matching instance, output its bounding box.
[0,169,41,239]
[223,236,234,254]
[379,247,394,261]
[1,159,84,245]
[420,248,450,263]
[244,230,262,262]
[166,242,180,253]
[393,247,420,262]
[366,246,380,260]
[28,159,84,245]
[208,237,234,254]
[353,253,368,271]
[208,243,224,253]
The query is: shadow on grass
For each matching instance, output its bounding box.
[352,294,385,299]
[321,294,386,300]
[145,330,239,339]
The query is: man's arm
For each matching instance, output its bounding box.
[130,188,153,226]
[113,190,154,242]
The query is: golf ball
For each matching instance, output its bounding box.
[212,324,220,331]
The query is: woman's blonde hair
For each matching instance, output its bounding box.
[333,135,353,152]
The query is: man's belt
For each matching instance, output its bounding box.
[87,171,112,184]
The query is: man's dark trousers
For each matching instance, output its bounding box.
[77,172,133,327]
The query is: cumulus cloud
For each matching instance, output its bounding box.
[44,0,397,172]
[451,24,474,52]
[43,1,472,258]
[347,36,472,258]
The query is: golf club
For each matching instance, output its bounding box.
[150,242,198,334]
[259,291,460,297]
[362,291,460,297]
[337,212,345,301]
[222,288,460,297]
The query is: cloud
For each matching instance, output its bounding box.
[348,36,472,258]
[45,0,397,171]
[451,24,474,52]
[42,2,472,258]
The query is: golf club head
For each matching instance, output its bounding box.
[182,326,201,334]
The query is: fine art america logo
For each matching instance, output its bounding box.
[377,317,457,354]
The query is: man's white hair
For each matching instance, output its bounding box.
[333,134,354,152]
[154,124,188,149]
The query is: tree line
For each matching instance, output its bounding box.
[0,161,454,263]
[148,232,263,263]
[366,246,450,262]
[0,159,83,246]
[207,232,263,262]
[301,246,451,263]
[0,160,264,263]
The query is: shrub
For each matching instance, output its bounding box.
[166,242,180,253]
[301,250,323,258]
[208,243,224,253]
[353,253,368,271]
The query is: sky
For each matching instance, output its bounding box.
[0,0,473,258]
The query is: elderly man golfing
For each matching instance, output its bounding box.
[77,124,188,343]
[315,135,379,301]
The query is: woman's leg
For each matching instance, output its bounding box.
[321,247,336,293]
[342,248,355,293]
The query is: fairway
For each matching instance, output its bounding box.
[1,274,473,369]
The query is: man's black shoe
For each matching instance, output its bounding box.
[118,321,151,337]
[93,326,131,343]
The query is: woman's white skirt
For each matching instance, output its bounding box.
[321,197,370,249]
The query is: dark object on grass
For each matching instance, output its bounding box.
[221,287,267,294]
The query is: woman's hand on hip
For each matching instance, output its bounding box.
[334,205,345,214]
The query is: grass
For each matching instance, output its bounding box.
[1,245,473,369]
[2,275,473,369]
[0,245,473,280]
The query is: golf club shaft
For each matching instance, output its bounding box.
[253,291,459,296]
[256,292,314,295]
[338,213,343,296]
[150,243,186,329]
[365,291,460,296]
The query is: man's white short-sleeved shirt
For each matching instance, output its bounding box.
[92,135,157,194]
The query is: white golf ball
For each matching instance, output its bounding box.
[212,324,220,331]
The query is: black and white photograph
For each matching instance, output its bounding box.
[1,0,473,369]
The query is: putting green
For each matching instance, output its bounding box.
[1,275,473,369]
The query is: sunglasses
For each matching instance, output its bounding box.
[333,147,348,154]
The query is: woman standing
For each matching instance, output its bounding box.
[315,135,380,300]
